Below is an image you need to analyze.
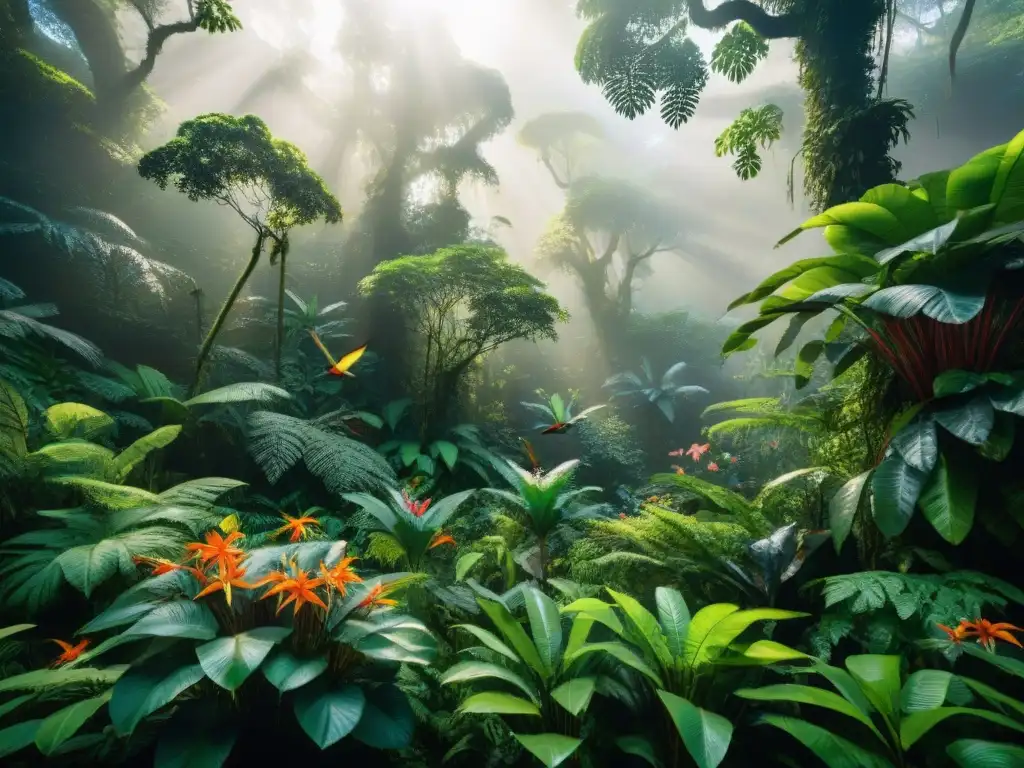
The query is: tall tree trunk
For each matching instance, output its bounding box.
[191,231,266,396]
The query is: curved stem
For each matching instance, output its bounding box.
[190,231,265,396]
[274,237,290,382]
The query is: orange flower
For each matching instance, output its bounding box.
[194,559,255,607]
[402,490,431,518]
[937,621,973,644]
[133,555,207,582]
[686,443,710,461]
[428,532,456,549]
[358,583,398,610]
[707,462,720,472]
[319,557,363,597]
[618,512,627,520]
[50,638,89,667]
[646,495,660,503]
[272,513,321,543]
[671,464,685,475]
[185,530,245,577]
[258,565,327,616]
[967,619,1023,651]
[730,456,738,464]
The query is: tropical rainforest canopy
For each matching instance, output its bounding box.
[1,1,1024,767]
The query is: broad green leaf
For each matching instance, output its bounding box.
[458,691,540,716]
[870,454,926,538]
[755,714,894,768]
[686,606,807,668]
[109,656,205,735]
[891,415,938,474]
[196,627,291,692]
[441,661,539,704]
[455,552,483,582]
[901,669,954,713]
[0,667,124,694]
[0,694,33,720]
[478,599,547,680]
[57,539,130,598]
[656,587,691,659]
[947,738,1024,768]
[607,587,672,669]
[616,735,663,767]
[514,733,582,768]
[830,470,872,553]
[182,382,290,408]
[294,683,366,749]
[112,425,182,481]
[564,615,594,659]
[261,650,328,693]
[561,597,623,634]
[934,395,995,445]
[523,588,562,675]
[125,599,219,641]
[934,370,990,398]
[34,691,111,756]
[726,255,877,310]
[432,440,459,470]
[453,624,519,663]
[978,412,1015,461]
[846,655,902,722]
[918,453,977,545]
[0,624,35,641]
[657,690,733,768]
[0,720,42,759]
[991,386,1024,417]
[551,677,597,716]
[794,340,825,389]
[736,684,884,744]
[737,640,810,665]
[566,642,663,686]
[351,684,415,750]
[901,707,1024,750]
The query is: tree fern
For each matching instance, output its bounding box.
[248,410,394,493]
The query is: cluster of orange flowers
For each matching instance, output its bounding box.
[938,618,1023,651]
[132,529,398,616]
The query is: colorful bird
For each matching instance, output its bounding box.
[308,329,368,378]
[50,638,90,667]
[671,464,686,475]
[521,437,541,472]
[539,404,606,434]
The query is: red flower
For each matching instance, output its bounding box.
[707,462,720,472]
[730,456,738,464]
[618,512,627,520]
[402,490,431,517]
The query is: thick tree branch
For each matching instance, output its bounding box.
[896,11,943,39]
[122,16,202,93]
[684,0,801,39]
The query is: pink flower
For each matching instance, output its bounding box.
[730,456,738,464]
[668,448,685,457]
[686,443,710,461]
[707,462,720,472]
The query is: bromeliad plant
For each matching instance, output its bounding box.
[603,358,709,423]
[75,531,434,760]
[563,586,809,768]
[736,652,1024,767]
[341,488,475,572]
[723,130,1024,549]
[441,586,638,767]
[484,457,609,582]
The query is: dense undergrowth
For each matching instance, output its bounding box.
[1,126,1024,767]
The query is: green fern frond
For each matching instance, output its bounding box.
[248,411,395,492]
[183,382,290,408]
[365,532,407,568]
[112,424,182,481]
[0,309,103,366]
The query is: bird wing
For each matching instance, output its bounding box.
[333,343,368,374]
